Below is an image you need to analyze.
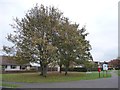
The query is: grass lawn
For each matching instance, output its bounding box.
[113,70,120,76]
[2,71,111,83]
[118,70,120,76]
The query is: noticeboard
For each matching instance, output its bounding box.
[103,64,108,71]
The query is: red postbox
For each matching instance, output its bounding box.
[98,66,101,78]
[98,68,101,72]
[98,66,101,72]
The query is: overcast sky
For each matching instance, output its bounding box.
[0,0,118,61]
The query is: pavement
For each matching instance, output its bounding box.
[2,70,119,88]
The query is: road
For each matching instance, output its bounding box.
[2,70,119,88]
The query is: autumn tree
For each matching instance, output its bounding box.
[108,59,120,69]
[3,4,63,77]
[3,4,92,76]
[51,17,93,75]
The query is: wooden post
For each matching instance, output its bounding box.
[106,70,107,77]
[103,70,104,77]
[99,72,100,78]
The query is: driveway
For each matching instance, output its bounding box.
[2,70,119,88]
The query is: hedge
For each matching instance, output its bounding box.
[61,67,87,72]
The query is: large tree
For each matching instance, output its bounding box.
[3,4,63,77]
[51,17,93,75]
[3,4,92,76]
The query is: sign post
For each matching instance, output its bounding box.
[102,63,108,77]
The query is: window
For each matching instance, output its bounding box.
[2,65,7,69]
[11,65,16,69]
[21,66,26,69]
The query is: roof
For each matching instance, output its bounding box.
[0,56,35,66]
[0,56,19,65]
[30,62,40,67]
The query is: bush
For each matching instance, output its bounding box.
[115,67,120,70]
[73,68,87,72]
[47,67,58,71]
[61,67,87,72]
[2,70,37,74]
[108,68,113,70]
[90,68,98,71]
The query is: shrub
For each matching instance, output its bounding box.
[61,67,87,72]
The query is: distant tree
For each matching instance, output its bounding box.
[117,57,120,60]
[84,60,94,71]
[108,59,120,69]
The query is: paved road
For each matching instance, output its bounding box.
[2,70,119,88]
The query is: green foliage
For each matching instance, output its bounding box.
[61,67,87,72]
[84,61,96,71]
[3,4,92,76]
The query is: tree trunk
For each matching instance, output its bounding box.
[65,65,68,76]
[64,61,69,76]
[40,66,43,75]
[59,64,62,73]
[40,62,43,76]
[42,64,48,77]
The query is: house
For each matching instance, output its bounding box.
[1,55,92,72]
[0,55,61,72]
[0,56,35,71]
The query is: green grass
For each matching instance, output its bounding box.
[0,74,2,81]
[118,70,120,76]
[2,71,111,83]
[0,82,19,88]
[113,70,120,76]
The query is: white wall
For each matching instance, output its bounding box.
[26,66,30,70]
[5,65,21,71]
[57,66,60,72]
